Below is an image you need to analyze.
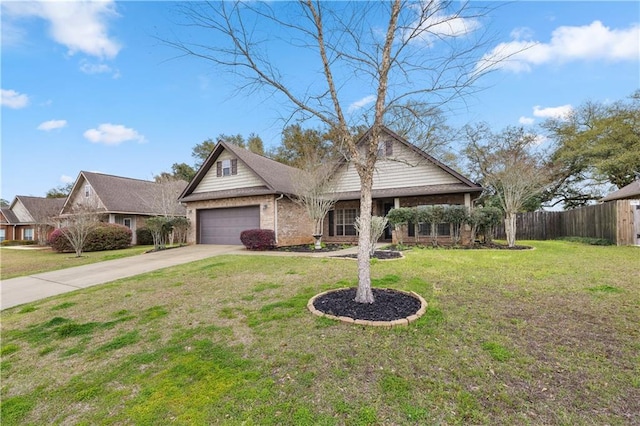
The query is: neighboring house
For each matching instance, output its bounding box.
[0,196,66,243]
[179,127,483,246]
[600,180,640,202]
[61,171,188,245]
[600,180,640,246]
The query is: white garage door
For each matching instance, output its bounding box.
[198,206,260,245]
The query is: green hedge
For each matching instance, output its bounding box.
[49,223,132,253]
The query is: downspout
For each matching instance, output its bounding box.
[274,194,284,245]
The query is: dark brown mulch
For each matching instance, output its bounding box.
[333,250,403,260]
[272,244,353,253]
[313,287,421,322]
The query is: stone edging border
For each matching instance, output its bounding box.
[307,288,427,327]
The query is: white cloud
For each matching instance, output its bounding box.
[1,88,29,109]
[3,1,121,59]
[405,1,480,45]
[84,123,146,146]
[348,95,376,113]
[479,21,640,73]
[519,116,535,125]
[533,104,573,120]
[37,119,67,131]
[79,60,121,78]
[60,175,75,184]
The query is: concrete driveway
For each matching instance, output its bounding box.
[1,245,242,310]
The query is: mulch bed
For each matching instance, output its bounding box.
[312,287,421,322]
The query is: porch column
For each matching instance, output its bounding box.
[394,197,400,209]
[109,214,116,223]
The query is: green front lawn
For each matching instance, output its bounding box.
[0,246,154,279]
[1,241,638,425]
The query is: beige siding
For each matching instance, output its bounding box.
[64,176,105,213]
[12,200,33,222]
[333,139,460,192]
[193,150,265,193]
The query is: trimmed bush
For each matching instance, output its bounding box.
[240,229,276,250]
[136,227,154,245]
[49,223,132,253]
[0,240,38,246]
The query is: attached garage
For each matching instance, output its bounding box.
[197,206,260,245]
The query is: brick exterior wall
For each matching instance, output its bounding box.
[276,198,314,246]
[184,195,314,247]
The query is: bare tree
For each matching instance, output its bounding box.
[57,202,102,257]
[463,125,552,247]
[292,160,339,249]
[168,1,501,303]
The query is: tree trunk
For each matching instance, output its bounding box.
[355,172,375,304]
[505,212,517,247]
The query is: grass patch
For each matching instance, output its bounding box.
[0,245,153,279]
[481,341,513,362]
[1,243,639,425]
[50,302,77,311]
[586,285,623,294]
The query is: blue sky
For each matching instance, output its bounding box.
[2,1,639,202]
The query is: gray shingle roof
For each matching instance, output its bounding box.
[12,196,66,222]
[66,172,187,215]
[1,208,19,224]
[179,127,481,203]
[600,180,640,202]
[335,183,483,201]
[180,142,307,201]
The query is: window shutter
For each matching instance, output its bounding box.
[385,139,393,156]
[216,161,222,177]
[328,211,334,237]
[408,221,415,237]
[231,159,238,175]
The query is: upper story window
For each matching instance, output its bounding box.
[216,158,238,177]
[377,139,393,157]
[85,184,91,197]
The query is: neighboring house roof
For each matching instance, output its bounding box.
[600,180,640,202]
[179,141,306,202]
[63,171,187,216]
[15,196,66,221]
[1,208,20,224]
[6,196,66,223]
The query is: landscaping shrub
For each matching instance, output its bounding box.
[136,227,154,245]
[240,229,276,250]
[559,236,613,246]
[49,223,132,253]
[0,240,38,246]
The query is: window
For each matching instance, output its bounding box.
[23,228,34,241]
[216,159,238,177]
[377,139,392,157]
[85,184,91,197]
[123,218,132,229]
[336,208,357,236]
[0,229,5,242]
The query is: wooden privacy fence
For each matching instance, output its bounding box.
[495,200,639,246]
